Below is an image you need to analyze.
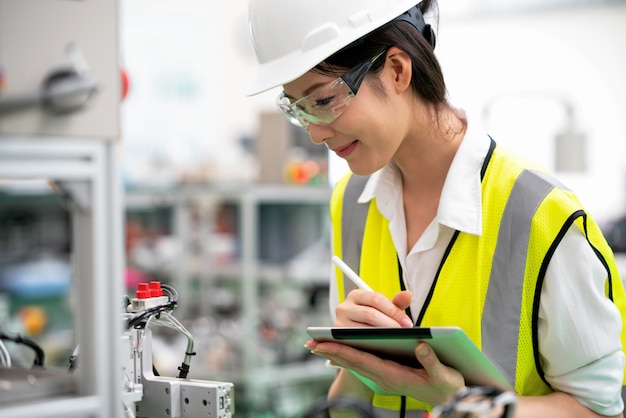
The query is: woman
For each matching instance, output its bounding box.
[248,0,626,416]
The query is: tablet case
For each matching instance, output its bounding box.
[307,326,513,395]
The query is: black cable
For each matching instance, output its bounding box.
[177,362,190,379]
[125,301,177,329]
[0,331,45,367]
[125,283,192,381]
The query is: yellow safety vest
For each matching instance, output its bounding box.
[330,139,626,416]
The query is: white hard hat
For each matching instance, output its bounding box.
[247,0,421,96]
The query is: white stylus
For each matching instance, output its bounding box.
[331,255,374,292]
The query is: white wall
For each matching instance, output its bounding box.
[436,4,626,221]
[120,0,275,185]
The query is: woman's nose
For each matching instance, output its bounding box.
[307,123,333,145]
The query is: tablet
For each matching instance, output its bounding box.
[307,326,513,394]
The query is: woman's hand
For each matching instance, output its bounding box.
[333,289,414,328]
[305,339,466,407]
[306,288,464,406]
[305,289,464,405]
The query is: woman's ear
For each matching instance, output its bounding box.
[384,46,412,94]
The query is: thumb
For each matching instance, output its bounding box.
[392,290,413,311]
[391,290,413,328]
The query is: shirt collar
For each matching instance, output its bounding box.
[358,123,490,236]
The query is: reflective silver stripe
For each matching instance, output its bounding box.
[373,407,426,418]
[532,169,570,192]
[341,174,370,297]
[482,169,555,385]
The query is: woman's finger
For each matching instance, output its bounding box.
[336,289,413,327]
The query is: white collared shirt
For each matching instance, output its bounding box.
[329,125,624,415]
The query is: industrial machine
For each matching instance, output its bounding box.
[120,281,235,418]
[0,281,234,418]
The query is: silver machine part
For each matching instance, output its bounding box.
[121,325,234,418]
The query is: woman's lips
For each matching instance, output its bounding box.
[334,140,358,158]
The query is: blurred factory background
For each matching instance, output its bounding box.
[1,0,625,417]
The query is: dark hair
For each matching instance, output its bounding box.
[315,0,448,110]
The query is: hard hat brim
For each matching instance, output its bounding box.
[246,48,332,96]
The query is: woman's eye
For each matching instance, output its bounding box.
[314,96,335,107]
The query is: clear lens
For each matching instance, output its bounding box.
[275,50,385,129]
[276,78,355,129]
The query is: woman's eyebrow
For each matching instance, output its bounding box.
[285,81,333,101]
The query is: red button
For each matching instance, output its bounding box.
[136,283,151,299]
[149,281,163,297]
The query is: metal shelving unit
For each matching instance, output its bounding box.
[236,186,333,395]
[0,137,124,418]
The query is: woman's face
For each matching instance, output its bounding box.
[282,55,412,176]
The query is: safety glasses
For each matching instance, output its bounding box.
[276,50,386,129]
